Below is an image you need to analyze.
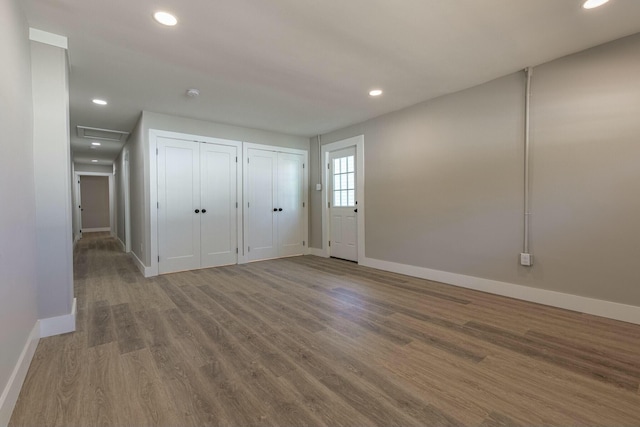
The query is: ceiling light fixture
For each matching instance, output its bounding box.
[582,0,609,9]
[92,99,107,105]
[154,11,178,26]
[91,159,98,163]
[91,142,101,146]
[186,88,200,97]
[369,89,383,97]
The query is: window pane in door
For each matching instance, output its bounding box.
[341,191,348,206]
[341,174,347,190]
[347,173,355,190]
[341,157,347,174]
[334,175,341,191]
[334,191,341,206]
[347,190,355,206]
[334,158,341,174]
[347,156,355,173]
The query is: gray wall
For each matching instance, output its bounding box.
[0,0,38,409]
[31,40,74,319]
[80,175,110,229]
[126,111,310,267]
[313,32,640,307]
[114,147,128,246]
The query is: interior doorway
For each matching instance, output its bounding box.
[74,172,115,240]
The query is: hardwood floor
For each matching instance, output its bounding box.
[10,232,640,426]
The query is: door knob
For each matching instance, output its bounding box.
[202,209,207,213]
[273,208,278,212]
[278,208,283,211]
[354,209,358,213]
[195,209,200,213]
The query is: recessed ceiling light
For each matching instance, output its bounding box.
[186,88,200,97]
[91,159,98,163]
[583,0,609,9]
[91,142,101,146]
[369,89,383,97]
[154,11,178,26]
[92,99,107,105]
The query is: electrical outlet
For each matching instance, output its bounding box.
[520,253,533,266]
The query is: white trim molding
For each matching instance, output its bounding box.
[361,256,640,325]
[130,251,152,278]
[39,298,77,338]
[0,323,40,426]
[308,248,329,258]
[83,227,111,233]
[28,28,68,49]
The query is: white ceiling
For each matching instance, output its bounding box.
[23,0,640,165]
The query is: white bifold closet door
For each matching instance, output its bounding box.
[157,137,237,274]
[246,148,305,262]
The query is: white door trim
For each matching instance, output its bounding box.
[321,135,365,263]
[149,129,243,277]
[75,171,115,238]
[241,142,309,264]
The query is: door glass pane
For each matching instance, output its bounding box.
[332,153,356,208]
[347,172,355,190]
[334,158,341,174]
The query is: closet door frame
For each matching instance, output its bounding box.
[241,142,309,264]
[149,129,243,277]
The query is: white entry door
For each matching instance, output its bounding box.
[329,147,358,261]
[157,137,201,273]
[157,137,238,274]
[200,143,238,268]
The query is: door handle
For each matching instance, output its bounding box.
[273,208,278,212]
[195,209,200,213]
[278,208,283,212]
[202,209,207,213]
[354,209,358,213]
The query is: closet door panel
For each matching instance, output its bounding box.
[157,137,201,274]
[246,149,278,261]
[200,143,237,268]
[277,152,305,257]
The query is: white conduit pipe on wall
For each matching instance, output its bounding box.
[523,67,533,255]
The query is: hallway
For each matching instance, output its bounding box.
[9,233,640,426]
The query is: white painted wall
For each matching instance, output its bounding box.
[30,39,74,320]
[312,32,640,309]
[0,0,38,423]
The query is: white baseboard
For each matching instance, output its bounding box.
[130,251,152,278]
[117,237,126,252]
[39,298,77,338]
[83,227,110,233]
[361,257,640,326]
[0,322,40,426]
[308,248,328,258]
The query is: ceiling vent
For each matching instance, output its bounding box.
[76,126,129,142]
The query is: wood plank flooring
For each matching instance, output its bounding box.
[10,232,640,426]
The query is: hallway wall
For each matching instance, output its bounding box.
[0,0,38,422]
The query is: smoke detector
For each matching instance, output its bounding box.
[186,88,200,97]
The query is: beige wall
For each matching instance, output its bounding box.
[0,0,39,411]
[80,175,110,229]
[313,32,640,307]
